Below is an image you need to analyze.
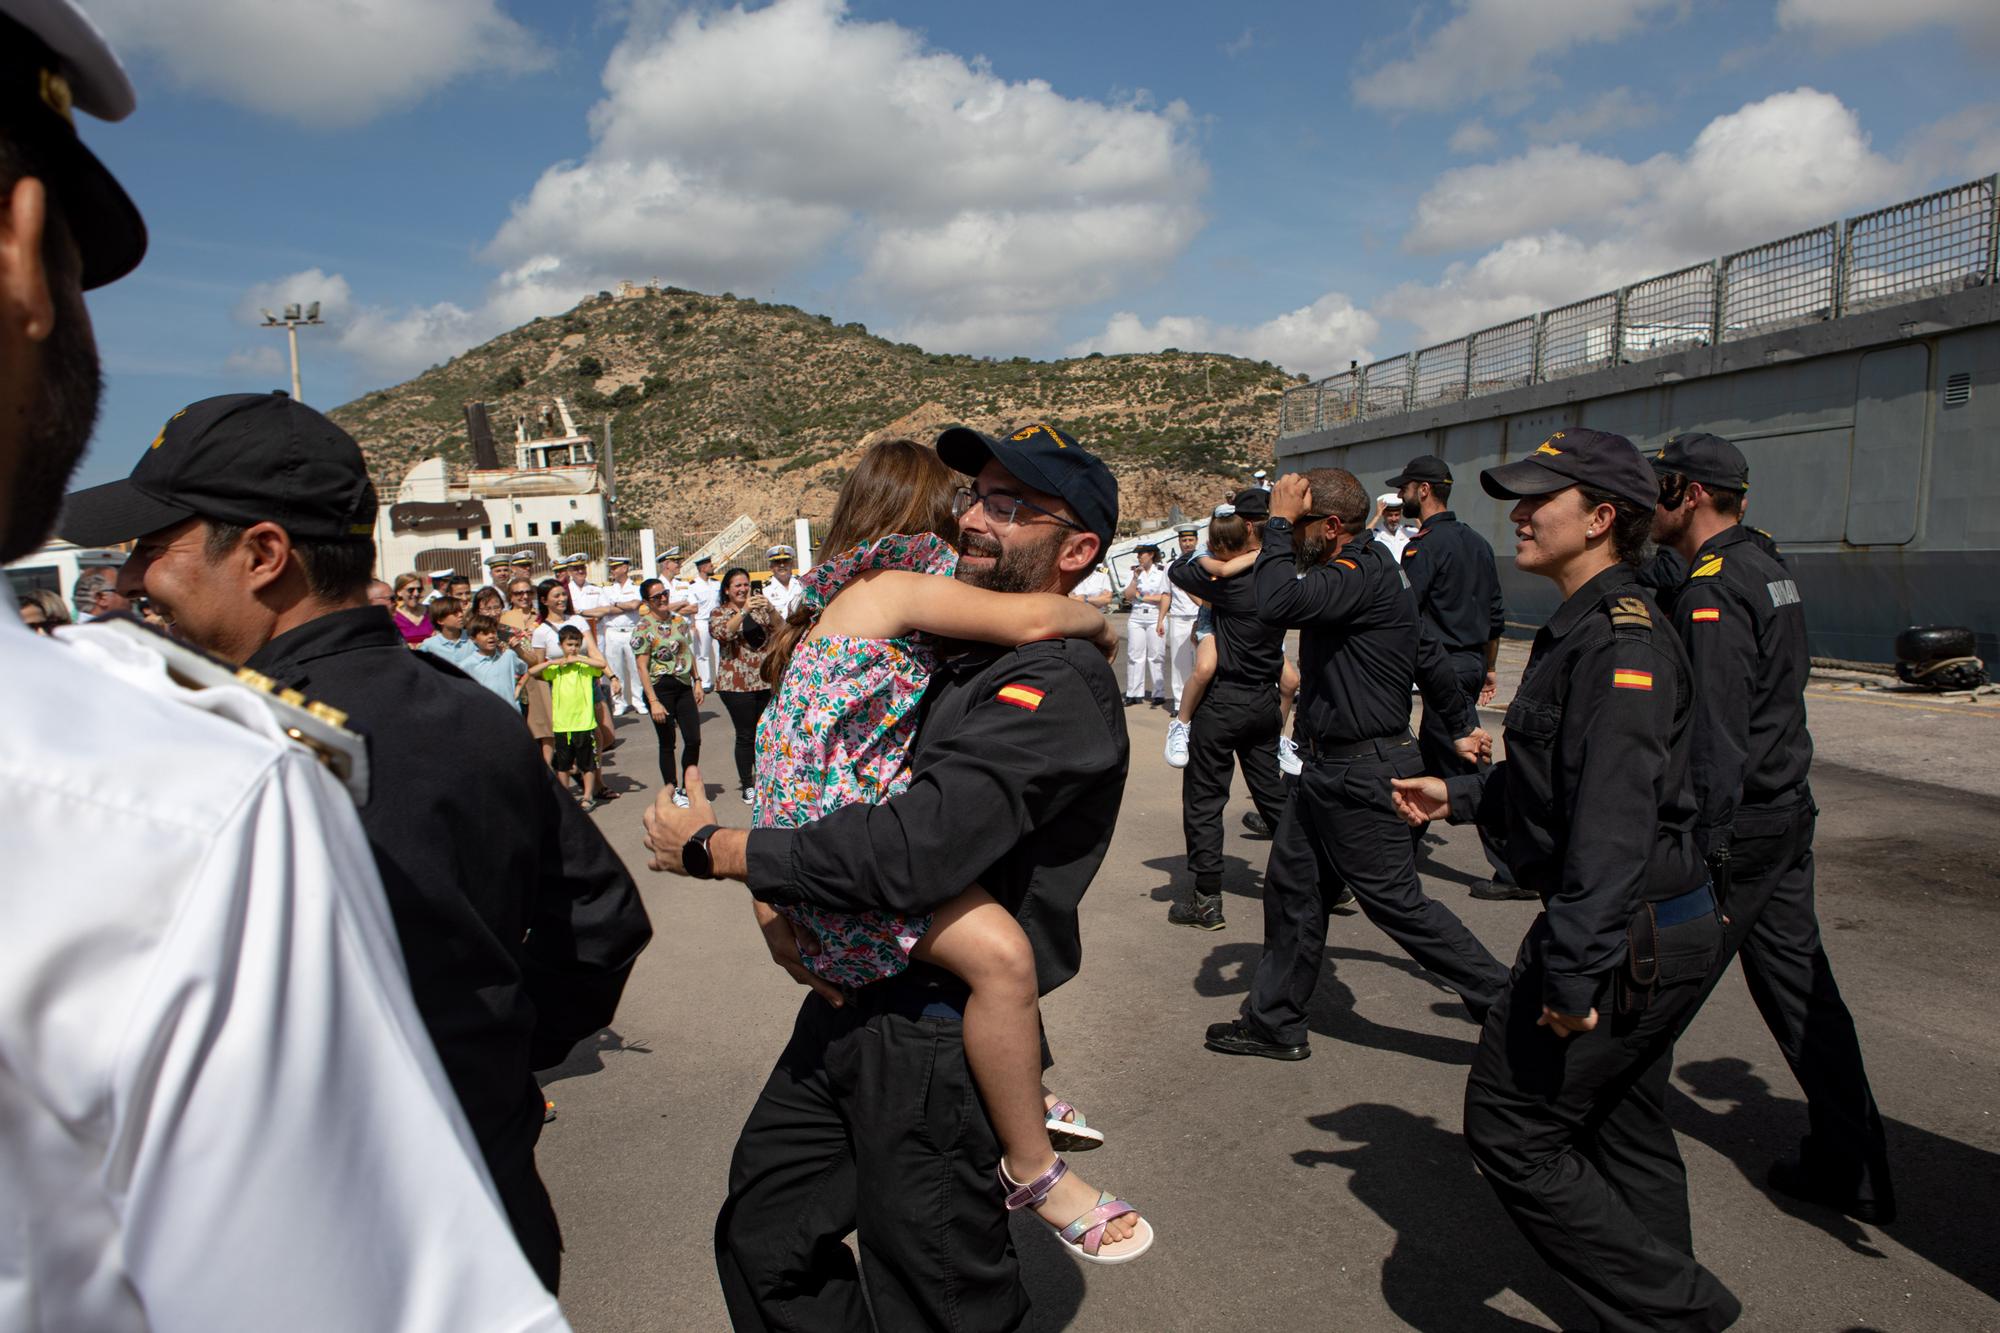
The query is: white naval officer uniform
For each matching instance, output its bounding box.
[598,573,645,714]
[1072,566,1113,608]
[1124,563,1170,701]
[762,571,804,623]
[688,572,722,688]
[1164,553,1201,709]
[2,615,567,1333]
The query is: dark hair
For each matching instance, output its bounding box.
[720,566,751,598]
[1708,486,1745,518]
[465,613,500,638]
[447,574,470,589]
[1207,513,1251,556]
[1429,479,1453,504]
[764,438,957,688]
[428,596,462,620]
[1303,467,1368,529]
[201,521,375,601]
[538,581,569,619]
[639,577,663,601]
[558,624,585,642]
[1578,485,1654,566]
[471,586,504,616]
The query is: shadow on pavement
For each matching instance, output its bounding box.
[1295,1102,1584,1332]
[1194,942,1478,1066]
[1009,1210,1087,1331]
[1673,1057,2000,1301]
[539,1027,654,1085]
[1142,853,1263,905]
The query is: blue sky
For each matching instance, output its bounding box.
[68,0,2000,489]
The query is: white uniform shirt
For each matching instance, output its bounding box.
[1165,554,1201,617]
[664,576,696,620]
[1128,566,1170,622]
[763,574,804,623]
[566,578,606,618]
[1373,527,1411,562]
[598,578,643,632]
[690,575,722,625]
[2,617,567,1333]
[1072,568,1112,607]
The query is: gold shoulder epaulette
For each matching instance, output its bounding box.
[1691,555,1724,579]
[1607,595,1653,630]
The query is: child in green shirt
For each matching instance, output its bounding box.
[530,625,606,809]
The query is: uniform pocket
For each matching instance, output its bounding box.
[1503,696,1562,743]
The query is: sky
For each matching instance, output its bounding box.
[64,0,2000,489]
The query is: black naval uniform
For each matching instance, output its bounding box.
[1169,554,1290,915]
[1402,508,1516,885]
[1669,524,1894,1218]
[246,607,654,1294]
[1445,566,1738,1332]
[726,638,1129,1332]
[1231,528,1508,1050]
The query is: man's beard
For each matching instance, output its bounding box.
[1649,504,1690,549]
[955,528,1065,593]
[2,279,102,563]
[1294,522,1332,567]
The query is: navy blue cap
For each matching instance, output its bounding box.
[1650,432,1748,492]
[1231,487,1271,521]
[1481,427,1659,510]
[936,421,1119,551]
[1388,454,1452,487]
[60,392,378,545]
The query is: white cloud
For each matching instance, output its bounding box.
[1447,120,1500,154]
[1352,0,1679,113]
[348,0,1207,378]
[1776,0,2000,48]
[234,268,355,327]
[89,0,546,129]
[1068,291,1378,378]
[221,345,286,380]
[1222,27,1256,57]
[1525,87,1659,143]
[1380,89,1919,343]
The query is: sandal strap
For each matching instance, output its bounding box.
[1060,1192,1138,1255]
[998,1157,1068,1211]
[1044,1100,1085,1130]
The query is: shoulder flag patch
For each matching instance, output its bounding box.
[996,683,1045,712]
[1334,558,1359,570]
[1691,607,1721,623]
[1612,668,1654,690]
[1691,555,1724,579]
[1609,596,1652,628]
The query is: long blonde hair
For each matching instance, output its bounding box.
[762,439,958,687]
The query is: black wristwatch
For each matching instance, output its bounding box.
[682,824,723,880]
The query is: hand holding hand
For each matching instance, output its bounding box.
[1389,775,1450,827]
[643,764,715,872]
[1479,671,1498,706]
[752,901,845,1008]
[1270,473,1312,523]
[1537,1006,1599,1039]
[1454,727,1492,765]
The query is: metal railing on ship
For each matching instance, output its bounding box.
[1279,173,2000,436]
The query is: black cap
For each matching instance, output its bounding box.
[1480,428,1659,510]
[1,9,146,289]
[1650,432,1748,492]
[1230,487,1271,521]
[59,392,378,545]
[936,421,1119,551]
[1387,454,1452,487]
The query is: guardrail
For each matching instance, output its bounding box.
[1278,173,2000,436]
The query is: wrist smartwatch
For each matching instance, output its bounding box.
[682,824,723,880]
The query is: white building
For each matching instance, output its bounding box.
[372,398,612,582]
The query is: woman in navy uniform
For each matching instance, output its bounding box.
[1393,428,1739,1332]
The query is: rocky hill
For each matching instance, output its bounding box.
[328,286,1302,547]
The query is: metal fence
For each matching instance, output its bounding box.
[1280,172,2000,435]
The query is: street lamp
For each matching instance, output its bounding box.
[260,300,324,402]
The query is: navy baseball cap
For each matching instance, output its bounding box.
[1,3,146,288]
[1481,428,1660,510]
[937,421,1119,550]
[1387,454,1452,487]
[60,392,378,545]
[1650,432,1748,492]
[1231,487,1272,521]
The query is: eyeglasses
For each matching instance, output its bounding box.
[510,589,533,598]
[952,486,1081,531]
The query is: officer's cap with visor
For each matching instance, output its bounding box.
[1387,454,1452,488]
[1479,427,1660,509]
[60,392,378,546]
[936,421,1119,552]
[1650,432,1748,493]
[1,0,147,289]
[1230,487,1271,521]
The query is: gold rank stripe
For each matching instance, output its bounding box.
[996,684,1045,711]
[1691,608,1721,622]
[1612,668,1654,690]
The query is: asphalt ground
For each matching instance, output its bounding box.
[537,632,2000,1332]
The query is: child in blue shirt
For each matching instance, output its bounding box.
[460,614,528,709]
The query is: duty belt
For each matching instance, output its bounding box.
[1299,730,1414,763]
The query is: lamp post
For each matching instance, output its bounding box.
[259,301,324,402]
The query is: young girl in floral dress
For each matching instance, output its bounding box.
[753,437,1153,1264]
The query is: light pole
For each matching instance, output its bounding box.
[260,301,324,402]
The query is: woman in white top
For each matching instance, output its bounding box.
[525,582,594,769]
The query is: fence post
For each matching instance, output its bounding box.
[1356,363,1369,420]
[1462,336,1474,399]
[1988,174,2000,287]
[1710,258,1726,347]
[1531,313,1547,383]
[1609,287,1628,368]
[1313,382,1324,431]
[1833,220,1850,319]
[1402,357,1417,412]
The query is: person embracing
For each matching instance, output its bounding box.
[645,423,1139,1329]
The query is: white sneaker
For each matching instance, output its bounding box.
[1277,735,1304,776]
[741,785,755,806]
[672,787,691,809]
[1164,719,1191,768]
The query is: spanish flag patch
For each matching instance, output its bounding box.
[1335,558,1358,570]
[1691,608,1721,623]
[996,683,1046,711]
[1611,668,1654,690]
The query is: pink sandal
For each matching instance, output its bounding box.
[1044,1098,1104,1153]
[1000,1159,1154,1265]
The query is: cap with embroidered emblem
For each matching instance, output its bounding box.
[1387,454,1452,487]
[1649,432,1748,492]
[1480,427,1659,510]
[60,392,378,546]
[936,421,1119,551]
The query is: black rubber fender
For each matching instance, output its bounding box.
[1895,625,1977,664]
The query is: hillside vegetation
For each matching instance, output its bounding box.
[329,286,1301,544]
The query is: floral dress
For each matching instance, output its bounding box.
[754,532,958,988]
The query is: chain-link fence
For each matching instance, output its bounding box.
[1280,172,2000,436]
